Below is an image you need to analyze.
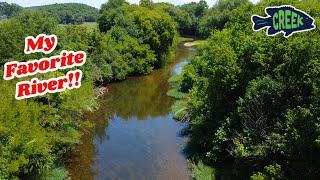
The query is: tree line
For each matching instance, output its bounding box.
[0,2,98,24]
[0,2,22,18]
[26,3,99,24]
[1,0,244,37]
[153,0,248,38]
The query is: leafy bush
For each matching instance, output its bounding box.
[198,0,250,37]
[0,11,95,179]
[95,0,177,83]
[191,161,215,180]
[182,0,320,178]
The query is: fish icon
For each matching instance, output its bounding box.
[251,5,316,38]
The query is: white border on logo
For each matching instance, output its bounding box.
[251,5,316,38]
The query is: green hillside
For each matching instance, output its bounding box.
[26,3,98,24]
[0,2,22,18]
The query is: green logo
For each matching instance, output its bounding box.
[252,5,316,38]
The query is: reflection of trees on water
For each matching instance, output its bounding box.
[98,44,193,121]
[66,44,194,179]
[105,75,174,120]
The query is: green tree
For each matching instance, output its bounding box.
[98,3,177,66]
[0,2,22,18]
[100,0,126,12]
[179,0,209,36]
[140,0,154,9]
[155,3,192,36]
[26,3,99,24]
[0,11,58,65]
[181,0,320,178]
[0,10,96,179]
[199,0,250,37]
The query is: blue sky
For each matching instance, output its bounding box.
[4,0,260,8]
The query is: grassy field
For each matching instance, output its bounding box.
[81,22,98,32]
[177,36,194,42]
[59,22,98,32]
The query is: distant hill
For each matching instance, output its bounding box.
[0,2,23,19]
[26,3,99,24]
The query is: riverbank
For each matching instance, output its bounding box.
[93,40,195,99]
[167,40,205,121]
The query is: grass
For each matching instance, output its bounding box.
[0,19,6,24]
[167,66,189,120]
[40,167,69,180]
[172,100,188,121]
[167,36,201,120]
[59,22,98,32]
[168,74,183,84]
[193,40,207,45]
[177,36,194,42]
[167,88,187,99]
[191,161,215,180]
[81,22,98,32]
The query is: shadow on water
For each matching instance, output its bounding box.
[65,43,195,180]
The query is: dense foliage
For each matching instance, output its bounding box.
[0,11,96,179]
[97,0,177,82]
[26,3,99,24]
[198,0,249,37]
[153,1,208,37]
[179,0,208,37]
[154,0,249,38]
[154,3,193,36]
[178,0,320,179]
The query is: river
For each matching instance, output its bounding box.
[65,42,195,180]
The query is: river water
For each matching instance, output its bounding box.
[65,43,195,180]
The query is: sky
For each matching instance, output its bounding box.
[4,0,260,8]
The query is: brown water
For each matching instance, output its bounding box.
[65,43,195,180]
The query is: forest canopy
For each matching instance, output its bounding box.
[175,0,320,179]
[0,1,177,178]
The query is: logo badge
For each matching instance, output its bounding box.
[251,5,316,38]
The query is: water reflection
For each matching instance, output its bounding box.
[65,43,194,180]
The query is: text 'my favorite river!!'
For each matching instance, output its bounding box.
[65,42,195,180]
